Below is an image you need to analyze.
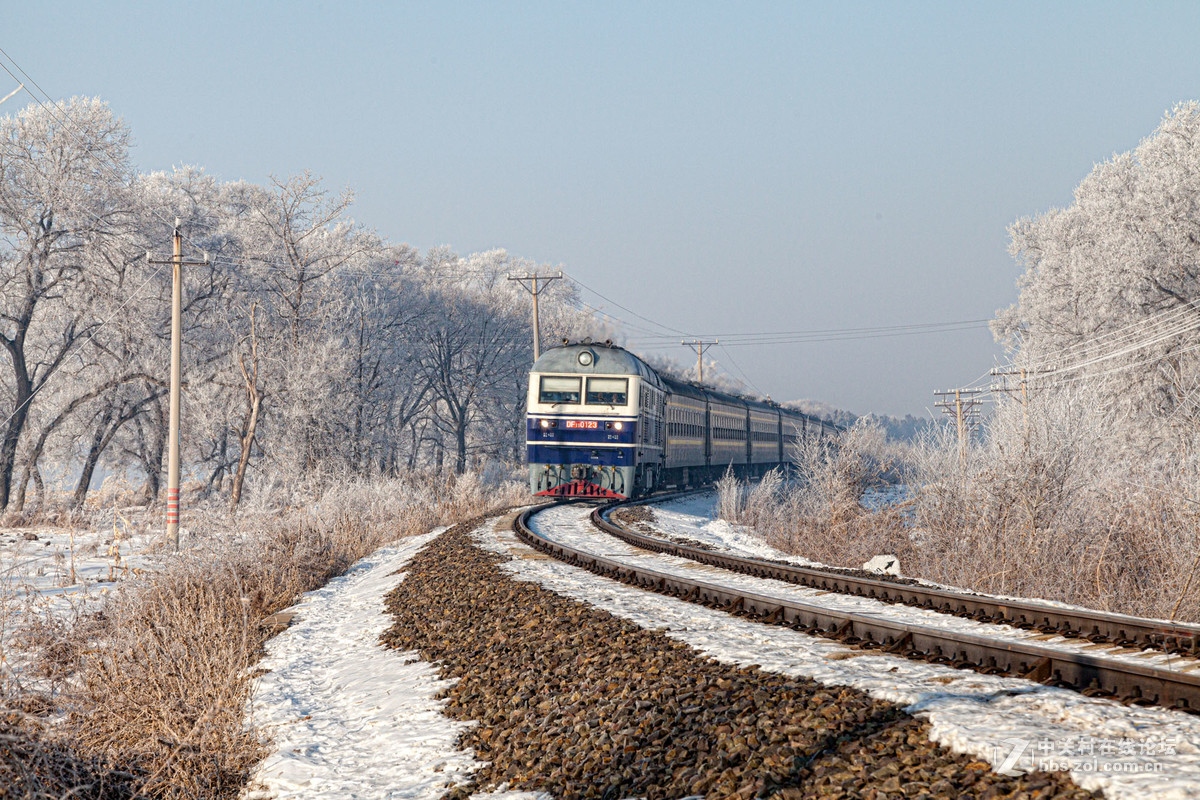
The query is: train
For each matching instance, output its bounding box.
[526,340,838,499]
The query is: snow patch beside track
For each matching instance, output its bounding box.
[246,523,548,800]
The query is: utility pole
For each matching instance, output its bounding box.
[934,388,985,467]
[683,340,718,384]
[991,366,1041,446]
[508,271,562,361]
[148,220,208,550]
[991,366,1034,411]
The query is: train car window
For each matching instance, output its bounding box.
[586,377,628,405]
[539,376,580,404]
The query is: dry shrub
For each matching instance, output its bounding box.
[905,414,1200,621]
[0,709,138,800]
[719,420,911,567]
[4,470,529,799]
[728,394,1200,623]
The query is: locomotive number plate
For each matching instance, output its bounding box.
[565,420,598,429]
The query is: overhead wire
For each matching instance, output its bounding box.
[1011,309,1200,382]
[1016,302,1200,373]
[0,46,186,432]
[625,318,992,343]
[623,320,989,349]
[562,270,693,338]
[716,343,765,398]
[1038,303,1197,364]
[1028,336,1200,390]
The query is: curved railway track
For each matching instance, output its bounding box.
[513,500,1200,714]
[600,494,1200,656]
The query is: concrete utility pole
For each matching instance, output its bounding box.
[148,221,207,550]
[934,388,986,467]
[508,271,563,361]
[991,366,1037,438]
[683,340,718,384]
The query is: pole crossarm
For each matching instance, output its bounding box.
[508,271,563,362]
[683,340,718,384]
[934,387,987,467]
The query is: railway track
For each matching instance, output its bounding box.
[600,494,1200,656]
[513,500,1200,714]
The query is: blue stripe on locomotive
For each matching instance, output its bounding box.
[527,444,633,467]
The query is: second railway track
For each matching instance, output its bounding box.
[515,499,1200,715]
[600,493,1200,657]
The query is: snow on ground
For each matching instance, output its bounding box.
[498,506,1200,800]
[642,490,831,568]
[0,511,168,670]
[245,523,548,800]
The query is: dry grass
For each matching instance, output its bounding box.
[0,709,139,800]
[0,470,530,799]
[902,463,1200,622]
[720,417,1200,624]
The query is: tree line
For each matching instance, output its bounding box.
[0,97,597,513]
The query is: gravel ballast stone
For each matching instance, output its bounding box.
[382,517,1096,799]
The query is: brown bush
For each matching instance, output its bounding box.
[2,472,530,798]
[724,408,1200,623]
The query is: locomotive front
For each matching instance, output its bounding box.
[526,343,644,499]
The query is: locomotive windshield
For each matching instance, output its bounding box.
[586,377,628,405]
[539,376,581,404]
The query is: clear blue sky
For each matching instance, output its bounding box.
[4,1,1198,416]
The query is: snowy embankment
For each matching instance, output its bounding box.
[580,503,1194,675]
[238,501,1198,799]
[245,525,545,800]
[507,501,1200,800]
[388,517,1091,799]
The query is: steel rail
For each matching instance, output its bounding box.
[513,505,1200,713]
[597,498,1200,656]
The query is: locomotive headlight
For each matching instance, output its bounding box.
[613,421,624,430]
[577,351,594,367]
[539,419,550,429]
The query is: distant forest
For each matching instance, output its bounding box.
[784,400,937,443]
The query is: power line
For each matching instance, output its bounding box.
[993,309,1200,388]
[627,318,992,342]
[624,320,988,348]
[1011,302,1200,374]
[717,343,766,398]
[563,271,693,338]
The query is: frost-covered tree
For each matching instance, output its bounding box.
[0,98,136,510]
[997,101,1200,456]
[0,96,609,511]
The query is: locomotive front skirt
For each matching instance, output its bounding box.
[527,342,836,500]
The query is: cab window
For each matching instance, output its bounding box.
[539,376,581,404]
[586,377,628,405]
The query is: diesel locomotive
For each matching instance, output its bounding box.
[526,341,837,499]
